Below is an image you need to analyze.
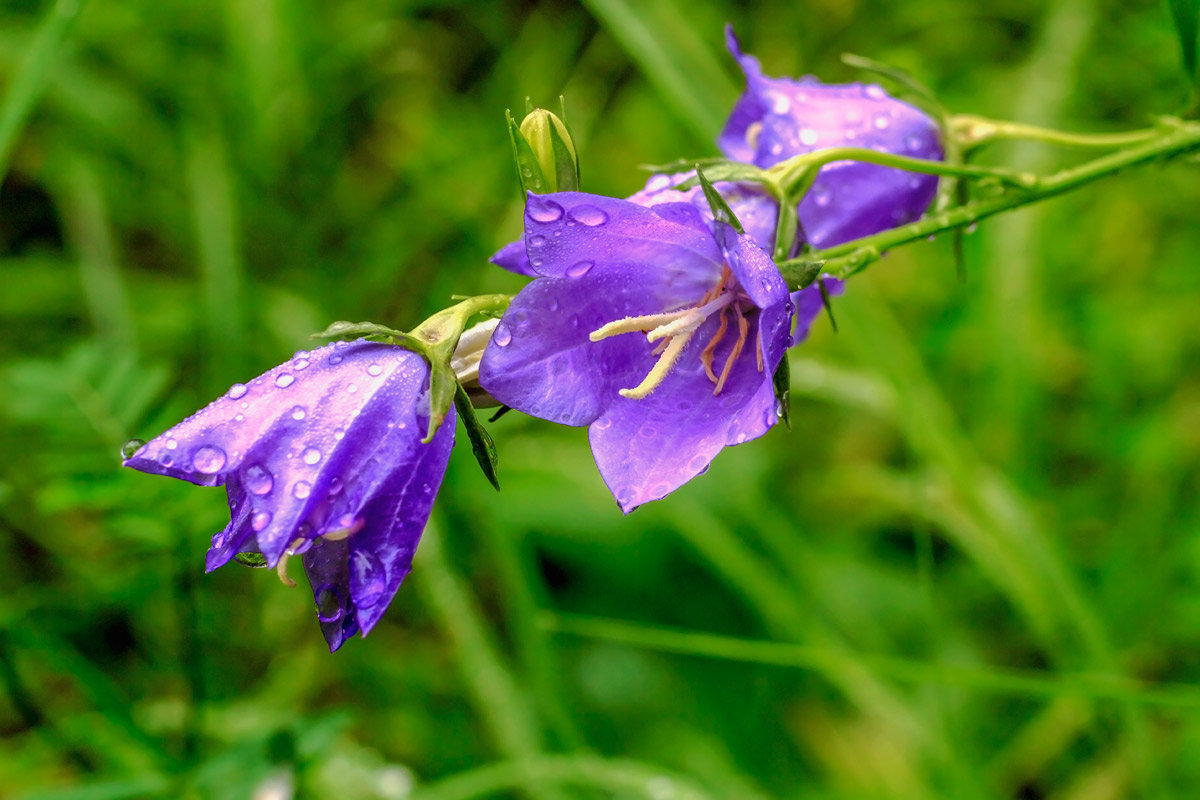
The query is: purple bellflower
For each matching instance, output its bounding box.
[478,192,829,512]
[719,26,942,248]
[124,340,455,651]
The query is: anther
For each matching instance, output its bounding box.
[323,516,365,541]
[714,306,750,395]
[590,310,689,342]
[619,330,694,399]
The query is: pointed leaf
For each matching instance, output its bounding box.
[1166,0,1200,84]
[696,166,745,234]
[506,109,548,195]
[454,384,500,490]
[773,356,792,431]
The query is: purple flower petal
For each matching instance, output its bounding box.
[791,277,844,346]
[491,239,536,277]
[126,339,455,651]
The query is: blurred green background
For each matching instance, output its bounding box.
[3,0,1200,797]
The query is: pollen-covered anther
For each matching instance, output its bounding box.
[322,516,366,541]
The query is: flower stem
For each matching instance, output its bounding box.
[950,114,1163,149]
[778,119,1200,288]
[769,145,1037,192]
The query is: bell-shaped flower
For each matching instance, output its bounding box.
[720,26,942,248]
[479,192,831,512]
[124,340,455,651]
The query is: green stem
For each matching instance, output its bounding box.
[412,755,717,800]
[778,120,1200,288]
[769,145,1036,191]
[543,613,1200,711]
[951,114,1163,149]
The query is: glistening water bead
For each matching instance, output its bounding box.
[121,438,146,460]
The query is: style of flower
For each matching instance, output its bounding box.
[124,340,455,651]
[720,25,942,248]
[479,192,831,512]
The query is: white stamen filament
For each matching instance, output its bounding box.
[618,331,695,399]
[589,309,690,342]
[645,294,735,343]
[275,536,306,588]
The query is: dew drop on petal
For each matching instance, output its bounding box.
[873,113,890,130]
[159,453,174,466]
[526,196,564,223]
[566,260,593,278]
[528,234,547,248]
[351,550,387,608]
[763,409,777,428]
[315,584,344,623]
[329,354,343,365]
[252,511,272,532]
[333,428,345,440]
[592,417,611,431]
[865,85,886,100]
[244,464,274,495]
[293,358,309,370]
[616,487,636,507]
[275,373,295,388]
[688,454,709,472]
[291,405,307,420]
[769,92,791,113]
[292,481,312,499]
[165,438,179,450]
[228,383,248,399]
[302,447,321,465]
[192,445,227,474]
[799,127,818,146]
[367,363,382,376]
[120,438,145,460]
[568,205,608,226]
[493,324,512,347]
[329,476,343,495]
[548,297,559,312]
[813,189,831,207]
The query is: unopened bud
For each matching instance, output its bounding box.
[507,106,579,195]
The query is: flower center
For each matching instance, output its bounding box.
[589,266,762,399]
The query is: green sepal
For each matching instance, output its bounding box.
[788,259,827,289]
[817,279,839,333]
[547,110,580,192]
[772,356,792,431]
[488,405,513,423]
[234,552,269,568]
[696,166,745,235]
[506,109,548,196]
[772,199,800,262]
[669,161,770,189]
[310,320,421,349]
[1165,0,1200,86]
[454,383,500,490]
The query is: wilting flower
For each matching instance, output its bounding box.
[124,340,455,651]
[720,26,942,248]
[479,192,833,512]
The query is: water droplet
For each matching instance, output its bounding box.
[966,222,978,234]
[873,113,890,130]
[333,428,345,440]
[593,417,612,431]
[528,234,547,248]
[493,324,513,347]
[548,297,559,312]
[909,176,925,190]
[329,476,344,495]
[159,453,174,466]
[252,511,272,531]
[813,188,831,207]
[302,447,321,465]
[234,413,245,422]
[688,454,709,472]
[347,384,358,393]
[351,550,387,608]
[566,260,593,278]
[769,92,791,113]
[865,85,886,100]
[244,464,274,495]
[293,481,312,499]
[329,354,343,365]
[293,358,309,370]
[367,363,382,376]
[799,127,818,146]
[228,383,248,399]
[651,483,671,498]
[165,438,179,450]
[645,174,670,192]
[638,424,657,438]
[844,128,858,141]
[120,438,145,460]
[568,205,608,226]
[760,276,774,293]
[275,373,295,388]
[763,409,777,428]
[905,134,925,153]
[616,488,636,507]
[526,196,564,223]
[291,405,307,420]
[315,584,344,622]
[192,445,227,474]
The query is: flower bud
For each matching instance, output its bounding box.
[507,106,579,194]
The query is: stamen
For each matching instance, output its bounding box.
[756,327,763,372]
[590,309,689,342]
[619,329,695,399]
[714,306,750,395]
[651,338,669,356]
[700,307,730,382]
[646,294,734,343]
[275,536,306,588]
[323,516,365,541]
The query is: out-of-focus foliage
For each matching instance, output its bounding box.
[2,0,1200,798]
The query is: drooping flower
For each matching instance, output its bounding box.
[479,192,832,512]
[719,26,942,248]
[124,340,455,651]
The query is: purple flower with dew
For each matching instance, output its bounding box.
[479,192,812,512]
[124,340,455,651]
[720,25,942,248]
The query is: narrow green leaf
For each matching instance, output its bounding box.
[773,201,800,262]
[310,319,409,343]
[772,357,791,430]
[455,384,500,490]
[488,405,513,423]
[817,279,838,332]
[695,167,744,234]
[1166,0,1200,83]
[548,116,580,192]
